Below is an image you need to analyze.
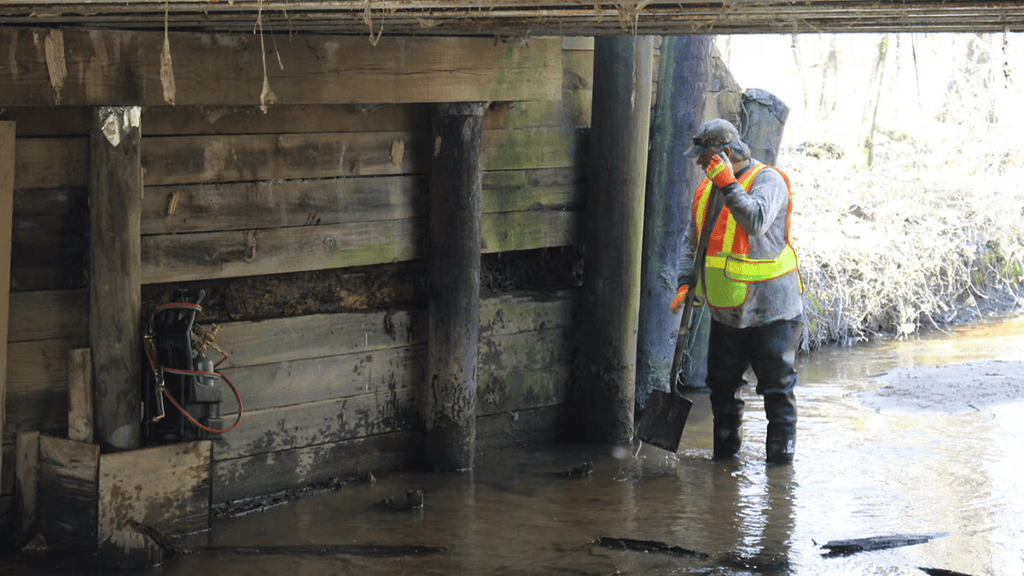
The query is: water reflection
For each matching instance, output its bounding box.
[3,315,1023,575]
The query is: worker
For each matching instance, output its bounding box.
[671,118,804,465]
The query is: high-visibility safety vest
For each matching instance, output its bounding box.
[692,163,804,309]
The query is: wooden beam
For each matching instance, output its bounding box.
[15,431,39,544]
[10,188,89,292]
[0,29,561,107]
[425,102,485,471]
[576,36,654,444]
[0,121,13,491]
[636,36,712,412]
[214,310,425,369]
[8,289,88,343]
[98,441,211,545]
[213,390,419,461]
[67,348,93,444]
[141,218,427,284]
[211,430,420,505]
[89,107,142,451]
[37,435,100,555]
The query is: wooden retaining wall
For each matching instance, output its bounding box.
[1,32,596,515]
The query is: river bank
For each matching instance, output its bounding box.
[781,134,1024,349]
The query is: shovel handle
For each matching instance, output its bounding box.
[669,182,722,393]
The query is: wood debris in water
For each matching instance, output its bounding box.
[818,532,950,556]
[594,536,708,558]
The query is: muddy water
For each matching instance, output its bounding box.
[9,315,1024,575]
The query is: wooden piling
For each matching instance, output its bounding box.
[90,107,142,451]
[741,88,790,166]
[577,36,655,443]
[68,348,94,444]
[425,102,485,471]
[0,122,12,487]
[636,36,712,412]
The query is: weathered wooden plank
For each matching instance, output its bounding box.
[98,441,211,543]
[0,107,92,137]
[141,176,428,235]
[213,387,419,461]
[141,127,581,188]
[482,96,590,130]
[0,122,13,490]
[563,37,595,51]
[8,289,88,343]
[14,138,88,190]
[11,187,89,291]
[67,348,92,444]
[212,430,421,504]
[477,329,574,416]
[482,128,584,171]
[141,132,431,187]
[0,29,562,107]
[141,167,581,237]
[3,389,67,443]
[475,405,562,454]
[480,292,575,336]
[143,104,431,136]
[219,345,426,414]
[213,310,425,369]
[37,435,100,555]
[481,167,583,213]
[90,106,142,450]
[563,49,595,91]
[7,338,87,395]
[14,431,38,541]
[1,442,12,496]
[481,210,579,253]
[141,218,427,283]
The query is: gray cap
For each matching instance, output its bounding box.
[684,119,742,157]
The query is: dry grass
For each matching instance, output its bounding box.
[783,120,1024,348]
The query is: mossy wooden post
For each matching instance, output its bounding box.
[425,102,485,471]
[578,36,654,443]
[740,88,790,166]
[636,36,712,414]
[90,107,142,451]
[0,122,13,486]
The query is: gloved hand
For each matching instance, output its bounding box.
[705,154,737,188]
[670,284,689,314]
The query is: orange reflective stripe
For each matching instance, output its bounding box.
[693,179,714,232]
[692,163,792,257]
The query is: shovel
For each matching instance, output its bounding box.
[636,182,722,453]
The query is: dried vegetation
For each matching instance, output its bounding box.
[785,121,1024,348]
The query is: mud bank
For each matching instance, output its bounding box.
[857,359,1024,414]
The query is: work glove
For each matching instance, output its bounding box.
[670,284,689,314]
[705,154,737,189]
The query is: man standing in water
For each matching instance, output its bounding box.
[671,119,804,465]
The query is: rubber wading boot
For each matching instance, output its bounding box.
[713,414,742,459]
[765,423,796,465]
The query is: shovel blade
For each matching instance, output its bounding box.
[636,390,694,453]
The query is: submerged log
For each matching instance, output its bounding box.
[201,544,447,558]
[595,536,708,558]
[819,532,950,557]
